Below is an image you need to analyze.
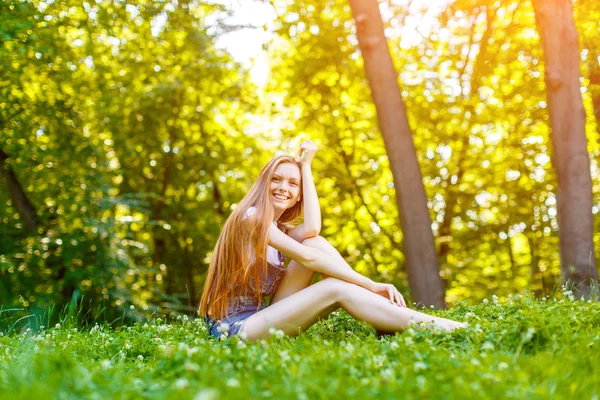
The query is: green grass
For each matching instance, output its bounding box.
[1,295,599,399]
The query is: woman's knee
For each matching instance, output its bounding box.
[301,235,327,247]
[315,277,350,305]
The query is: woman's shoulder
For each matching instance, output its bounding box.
[241,206,291,235]
[243,206,257,220]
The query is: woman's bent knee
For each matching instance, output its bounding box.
[301,235,327,247]
[316,278,348,305]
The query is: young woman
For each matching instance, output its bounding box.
[200,140,467,341]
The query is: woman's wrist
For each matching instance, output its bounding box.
[362,277,375,291]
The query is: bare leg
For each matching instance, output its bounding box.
[272,236,409,306]
[243,278,465,341]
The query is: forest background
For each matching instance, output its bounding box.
[1,0,599,328]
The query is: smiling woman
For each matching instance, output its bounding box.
[270,165,302,211]
[199,140,467,341]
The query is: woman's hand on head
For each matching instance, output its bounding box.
[369,281,407,307]
[298,140,318,165]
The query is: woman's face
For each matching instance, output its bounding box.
[270,163,301,212]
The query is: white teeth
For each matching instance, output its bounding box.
[273,194,289,200]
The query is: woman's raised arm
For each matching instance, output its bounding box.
[288,140,321,241]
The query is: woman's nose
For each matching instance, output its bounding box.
[278,181,289,191]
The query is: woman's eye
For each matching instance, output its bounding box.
[290,182,298,186]
[272,177,280,182]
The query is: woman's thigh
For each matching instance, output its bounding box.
[243,278,345,340]
[271,236,347,304]
[270,259,315,304]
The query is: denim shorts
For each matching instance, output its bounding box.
[205,261,285,340]
[204,298,266,339]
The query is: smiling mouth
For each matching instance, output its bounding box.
[273,193,290,201]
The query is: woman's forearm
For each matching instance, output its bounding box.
[301,163,321,235]
[301,247,374,290]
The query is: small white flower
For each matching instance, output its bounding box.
[55,323,61,329]
[481,341,495,351]
[186,347,199,357]
[492,294,499,304]
[137,355,144,361]
[345,343,355,354]
[381,368,394,380]
[498,362,509,370]
[226,378,240,387]
[268,327,285,338]
[185,362,200,371]
[161,345,174,357]
[100,360,111,369]
[194,389,220,400]
[124,343,131,350]
[174,378,188,390]
[413,361,427,372]
[482,298,489,304]
[130,305,135,310]
[390,341,399,350]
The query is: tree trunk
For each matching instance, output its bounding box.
[154,129,176,294]
[185,243,197,313]
[347,0,446,308]
[531,0,598,298]
[0,148,38,233]
[526,231,544,297]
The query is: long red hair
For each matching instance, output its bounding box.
[199,155,303,320]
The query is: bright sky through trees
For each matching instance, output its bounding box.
[217,0,447,87]
[215,0,275,86]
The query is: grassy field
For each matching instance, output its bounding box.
[1,294,599,399]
